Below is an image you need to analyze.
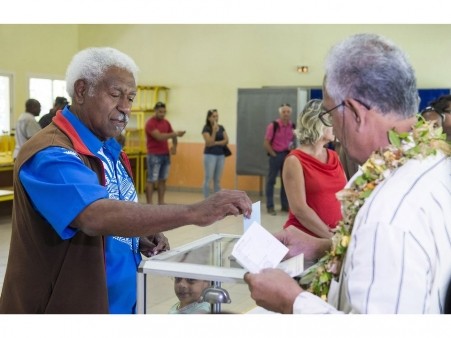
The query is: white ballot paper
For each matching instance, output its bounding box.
[231,221,303,276]
[243,201,261,233]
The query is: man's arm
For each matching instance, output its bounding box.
[263,139,276,157]
[274,225,331,262]
[244,226,333,314]
[150,129,184,141]
[263,123,276,156]
[244,268,303,314]
[71,189,252,237]
[20,147,252,239]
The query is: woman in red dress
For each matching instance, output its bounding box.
[283,99,347,239]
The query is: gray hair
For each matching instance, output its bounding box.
[324,33,419,118]
[295,99,325,144]
[65,47,139,98]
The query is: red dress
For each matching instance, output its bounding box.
[283,148,346,237]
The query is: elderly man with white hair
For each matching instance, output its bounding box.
[0,47,252,314]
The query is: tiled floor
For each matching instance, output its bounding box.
[0,190,288,314]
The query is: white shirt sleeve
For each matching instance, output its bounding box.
[293,292,343,314]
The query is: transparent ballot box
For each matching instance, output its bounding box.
[137,233,256,314]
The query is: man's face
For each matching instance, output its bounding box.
[31,102,41,116]
[155,107,167,120]
[80,67,136,141]
[279,106,292,122]
[322,89,372,165]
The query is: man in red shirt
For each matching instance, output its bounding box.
[145,102,185,204]
[263,103,296,215]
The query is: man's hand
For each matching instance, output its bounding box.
[244,268,303,314]
[139,232,170,257]
[191,189,253,226]
[274,226,331,263]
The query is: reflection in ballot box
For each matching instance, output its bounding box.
[138,234,254,314]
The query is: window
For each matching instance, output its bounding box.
[0,74,12,135]
[29,77,69,120]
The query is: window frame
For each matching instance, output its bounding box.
[28,74,69,121]
[0,71,14,135]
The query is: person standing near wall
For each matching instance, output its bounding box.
[201,109,229,198]
[263,103,296,215]
[145,102,186,205]
[13,98,41,160]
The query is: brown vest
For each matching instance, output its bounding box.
[0,113,132,313]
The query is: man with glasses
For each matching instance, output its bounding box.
[263,103,296,215]
[244,33,450,314]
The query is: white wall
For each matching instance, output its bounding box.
[78,24,451,144]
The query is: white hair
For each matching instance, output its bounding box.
[65,47,139,98]
[324,33,419,118]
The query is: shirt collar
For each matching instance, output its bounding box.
[62,106,122,160]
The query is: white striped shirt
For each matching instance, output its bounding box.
[294,152,451,314]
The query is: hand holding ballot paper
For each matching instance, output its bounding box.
[232,221,304,277]
[239,208,332,314]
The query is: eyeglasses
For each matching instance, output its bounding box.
[319,102,344,127]
[319,99,371,127]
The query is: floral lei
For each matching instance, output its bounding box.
[299,117,451,301]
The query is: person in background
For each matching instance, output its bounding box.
[282,99,346,240]
[244,33,450,314]
[168,277,211,314]
[145,101,186,205]
[12,98,41,160]
[420,94,451,141]
[0,47,252,314]
[38,96,69,128]
[201,109,229,198]
[263,103,296,215]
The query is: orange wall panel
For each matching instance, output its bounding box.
[166,143,261,193]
